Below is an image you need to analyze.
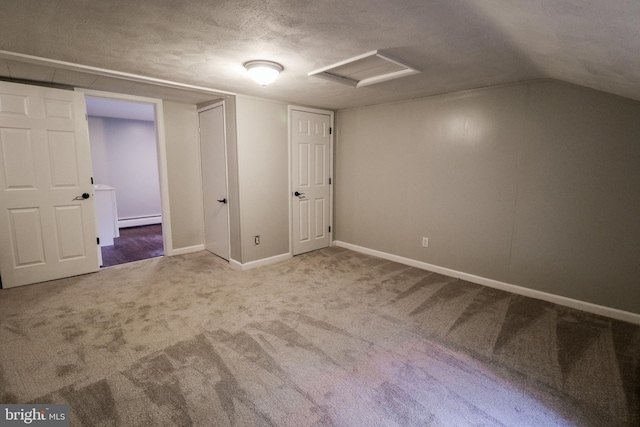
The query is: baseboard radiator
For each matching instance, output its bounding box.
[118,215,162,228]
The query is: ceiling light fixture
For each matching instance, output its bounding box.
[244,60,283,87]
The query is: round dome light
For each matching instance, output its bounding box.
[244,60,284,87]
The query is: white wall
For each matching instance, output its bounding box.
[235,96,289,263]
[335,80,640,315]
[88,116,161,220]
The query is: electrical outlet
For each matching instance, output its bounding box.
[254,235,260,245]
[422,237,429,248]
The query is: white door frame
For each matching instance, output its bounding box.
[76,88,174,256]
[198,100,231,261]
[288,105,334,255]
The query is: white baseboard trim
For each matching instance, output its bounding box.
[333,240,640,325]
[229,253,292,271]
[170,244,205,256]
[119,216,162,228]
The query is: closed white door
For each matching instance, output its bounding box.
[199,104,230,260]
[291,109,332,255]
[0,81,99,288]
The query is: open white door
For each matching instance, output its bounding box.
[0,81,99,288]
[291,108,333,255]
[199,103,230,260]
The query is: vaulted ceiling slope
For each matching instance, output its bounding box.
[1,0,639,110]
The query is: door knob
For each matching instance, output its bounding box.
[73,193,90,201]
[294,191,305,198]
[217,198,227,204]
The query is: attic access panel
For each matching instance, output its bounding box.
[308,50,419,88]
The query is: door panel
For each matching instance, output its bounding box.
[291,109,332,255]
[8,207,45,266]
[54,205,87,260]
[48,130,80,187]
[299,143,310,186]
[0,93,29,116]
[315,144,325,185]
[1,128,37,188]
[315,199,326,238]
[44,98,74,120]
[199,104,230,261]
[0,81,99,288]
[299,199,310,242]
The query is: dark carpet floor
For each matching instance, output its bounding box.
[100,224,164,267]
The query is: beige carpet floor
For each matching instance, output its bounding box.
[0,247,638,426]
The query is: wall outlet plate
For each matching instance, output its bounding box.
[254,235,260,245]
[422,237,429,248]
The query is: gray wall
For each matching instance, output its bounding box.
[335,80,640,314]
[162,95,287,264]
[235,96,289,263]
[162,101,205,251]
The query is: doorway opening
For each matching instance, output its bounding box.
[85,95,164,267]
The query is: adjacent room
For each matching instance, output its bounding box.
[0,1,638,426]
[86,96,164,267]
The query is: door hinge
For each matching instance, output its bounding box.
[329,127,332,135]
[91,177,94,185]
[329,226,331,233]
[96,237,100,245]
[329,177,332,185]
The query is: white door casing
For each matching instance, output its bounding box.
[77,88,173,257]
[0,81,99,288]
[291,108,333,255]
[199,103,230,261]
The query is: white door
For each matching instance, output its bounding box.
[291,109,332,255]
[0,81,99,288]
[199,104,230,260]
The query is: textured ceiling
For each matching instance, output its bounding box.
[1,0,639,110]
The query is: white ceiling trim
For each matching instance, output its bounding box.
[0,49,235,98]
